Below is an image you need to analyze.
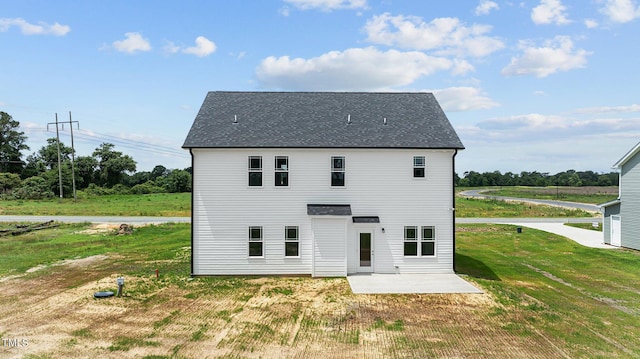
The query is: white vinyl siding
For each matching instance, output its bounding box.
[620,152,640,250]
[191,148,456,275]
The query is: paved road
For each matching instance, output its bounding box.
[460,189,601,212]
[0,215,191,224]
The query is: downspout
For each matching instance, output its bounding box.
[189,148,195,277]
[452,149,458,273]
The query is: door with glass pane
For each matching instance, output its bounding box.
[358,232,373,272]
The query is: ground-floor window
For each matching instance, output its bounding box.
[285,226,299,257]
[404,225,436,256]
[249,226,263,257]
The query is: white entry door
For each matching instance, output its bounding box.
[611,215,621,247]
[358,232,374,272]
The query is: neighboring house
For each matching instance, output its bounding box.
[182,92,464,277]
[601,141,640,249]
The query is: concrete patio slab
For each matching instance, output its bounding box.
[347,273,483,294]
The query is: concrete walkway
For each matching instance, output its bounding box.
[506,221,616,249]
[347,273,482,294]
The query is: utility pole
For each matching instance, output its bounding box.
[47,112,80,201]
[66,112,79,202]
[53,113,63,199]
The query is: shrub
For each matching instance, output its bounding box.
[12,176,54,199]
[131,181,165,194]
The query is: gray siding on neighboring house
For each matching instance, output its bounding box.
[621,152,640,250]
[602,202,620,244]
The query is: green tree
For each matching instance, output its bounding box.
[0,172,21,194]
[0,111,29,174]
[162,169,192,193]
[74,156,98,189]
[92,143,136,187]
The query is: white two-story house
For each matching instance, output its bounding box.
[182,92,464,277]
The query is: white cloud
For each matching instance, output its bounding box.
[600,0,640,23]
[574,104,640,114]
[501,36,590,77]
[0,17,70,36]
[363,13,504,57]
[255,47,456,91]
[110,32,152,54]
[584,19,599,28]
[430,87,499,112]
[531,0,571,25]
[475,1,499,15]
[182,36,216,57]
[283,0,366,11]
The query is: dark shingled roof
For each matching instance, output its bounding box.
[182,92,464,149]
[307,204,352,216]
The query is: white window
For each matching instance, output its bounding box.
[249,226,263,257]
[413,156,425,178]
[404,225,436,256]
[248,156,262,187]
[331,156,345,186]
[275,156,289,187]
[421,226,435,256]
[285,226,299,257]
[404,226,418,256]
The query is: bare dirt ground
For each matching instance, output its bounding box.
[0,254,580,359]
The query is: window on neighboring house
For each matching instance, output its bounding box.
[421,226,435,256]
[404,226,418,256]
[413,156,425,178]
[249,226,263,257]
[285,226,299,257]
[275,156,289,187]
[248,156,262,186]
[331,156,345,186]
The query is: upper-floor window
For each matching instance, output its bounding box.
[413,156,425,178]
[248,156,262,186]
[275,156,289,187]
[331,156,345,187]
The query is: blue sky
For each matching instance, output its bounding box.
[2,0,640,174]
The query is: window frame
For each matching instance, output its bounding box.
[248,226,263,257]
[421,226,436,257]
[413,156,426,178]
[284,226,299,257]
[274,156,289,187]
[248,156,263,187]
[404,225,436,257]
[403,226,418,257]
[331,156,346,187]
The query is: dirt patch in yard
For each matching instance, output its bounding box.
[0,260,592,358]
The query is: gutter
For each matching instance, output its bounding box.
[452,149,458,273]
[189,148,195,276]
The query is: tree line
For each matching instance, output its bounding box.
[455,170,618,187]
[1,111,191,199]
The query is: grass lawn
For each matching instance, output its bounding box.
[0,222,638,357]
[0,193,191,216]
[455,196,595,218]
[477,186,619,204]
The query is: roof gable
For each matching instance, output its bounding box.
[613,141,640,169]
[182,92,464,149]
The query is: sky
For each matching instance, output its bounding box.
[2,0,640,175]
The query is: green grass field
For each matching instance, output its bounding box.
[0,193,191,216]
[479,186,619,204]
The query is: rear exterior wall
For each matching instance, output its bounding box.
[191,148,456,276]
